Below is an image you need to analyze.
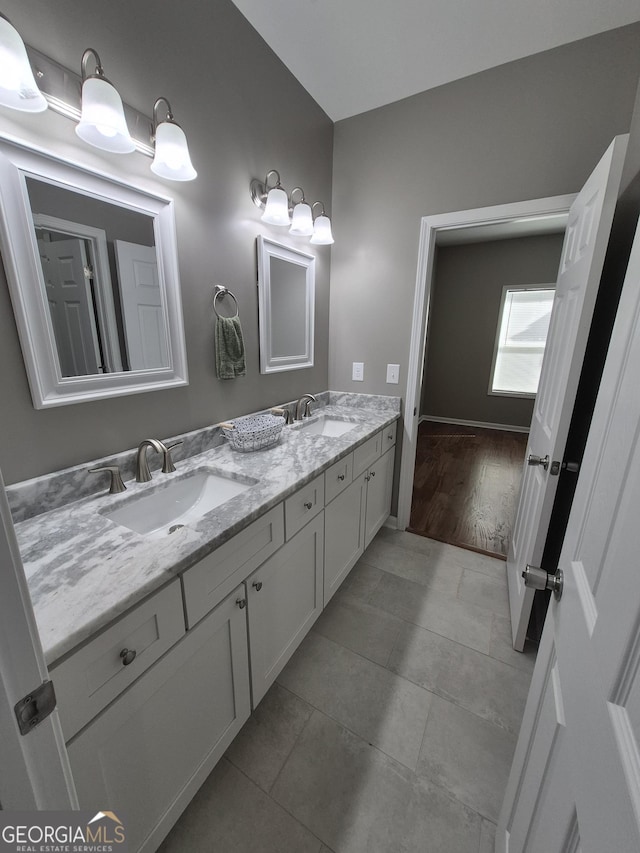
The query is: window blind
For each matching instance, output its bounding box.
[492,288,554,395]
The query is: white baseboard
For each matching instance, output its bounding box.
[419,415,530,434]
[383,516,398,530]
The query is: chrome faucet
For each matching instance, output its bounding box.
[135,439,168,482]
[295,393,317,421]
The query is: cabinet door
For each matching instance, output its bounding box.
[247,512,324,706]
[67,587,251,853]
[324,473,367,605]
[364,446,394,547]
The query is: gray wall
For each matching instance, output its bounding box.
[328,24,640,405]
[421,234,565,428]
[0,0,333,484]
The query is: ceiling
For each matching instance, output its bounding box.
[230,0,640,122]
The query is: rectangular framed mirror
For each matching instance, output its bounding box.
[0,134,188,408]
[257,236,315,374]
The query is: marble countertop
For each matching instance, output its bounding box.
[15,400,399,666]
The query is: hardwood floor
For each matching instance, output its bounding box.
[408,421,528,559]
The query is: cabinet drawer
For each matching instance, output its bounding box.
[382,420,397,449]
[353,431,382,478]
[183,505,284,628]
[51,579,185,741]
[324,453,353,504]
[284,474,324,540]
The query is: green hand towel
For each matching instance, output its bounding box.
[216,315,246,379]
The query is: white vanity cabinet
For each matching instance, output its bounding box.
[324,422,397,603]
[66,584,251,853]
[324,472,367,604]
[52,414,398,852]
[246,512,324,705]
[363,445,395,547]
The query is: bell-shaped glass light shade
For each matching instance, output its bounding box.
[0,17,47,112]
[310,214,334,245]
[76,76,135,153]
[289,202,314,236]
[151,121,197,181]
[262,186,290,226]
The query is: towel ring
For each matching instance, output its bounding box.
[213,285,239,319]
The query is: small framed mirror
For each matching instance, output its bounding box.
[0,135,188,408]
[257,236,315,374]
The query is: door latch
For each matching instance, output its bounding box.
[522,565,564,601]
[14,680,57,735]
[527,454,549,471]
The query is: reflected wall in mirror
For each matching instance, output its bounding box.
[0,135,188,407]
[257,236,315,374]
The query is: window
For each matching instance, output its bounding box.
[490,286,555,397]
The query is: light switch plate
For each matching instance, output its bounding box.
[386,363,400,384]
[352,362,364,381]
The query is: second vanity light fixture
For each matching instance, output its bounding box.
[250,169,334,245]
[76,48,136,153]
[0,16,197,181]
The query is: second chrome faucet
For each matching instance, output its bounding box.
[136,438,183,482]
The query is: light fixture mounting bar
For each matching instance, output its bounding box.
[25,45,154,157]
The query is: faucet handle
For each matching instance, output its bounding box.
[89,466,127,495]
[271,407,294,425]
[162,440,183,474]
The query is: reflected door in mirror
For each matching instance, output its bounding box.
[37,235,102,376]
[115,240,167,370]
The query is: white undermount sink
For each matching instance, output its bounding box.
[294,414,357,437]
[103,469,256,537]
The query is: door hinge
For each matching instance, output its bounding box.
[14,680,57,735]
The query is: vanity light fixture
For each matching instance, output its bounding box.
[150,97,197,182]
[0,14,47,112]
[76,48,135,153]
[250,169,334,244]
[252,170,291,226]
[289,187,314,236]
[310,201,334,245]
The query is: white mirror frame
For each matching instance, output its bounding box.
[257,235,315,374]
[0,133,188,408]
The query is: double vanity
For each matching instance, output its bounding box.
[10,392,400,852]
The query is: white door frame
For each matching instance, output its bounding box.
[397,194,578,531]
[0,468,77,809]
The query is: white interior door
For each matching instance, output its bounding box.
[38,237,101,376]
[498,214,640,852]
[0,470,77,809]
[114,240,168,370]
[507,135,627,650]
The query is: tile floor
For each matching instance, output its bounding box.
[159,528,537,853]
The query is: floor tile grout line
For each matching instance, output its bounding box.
[274,674,426,774]
[377,530,511,579]
[267,701,490,838]
[327,588,532,678]
[220,755,329,851]
[281,629,521,756]
[266,686,316,797]
[347,559,525,664]
[356,554,512,621]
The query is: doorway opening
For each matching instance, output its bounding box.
[407,231,565,558]
[397,195,576,537]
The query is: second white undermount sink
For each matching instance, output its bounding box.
[103,469,256,537]
[294,414,358,437]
